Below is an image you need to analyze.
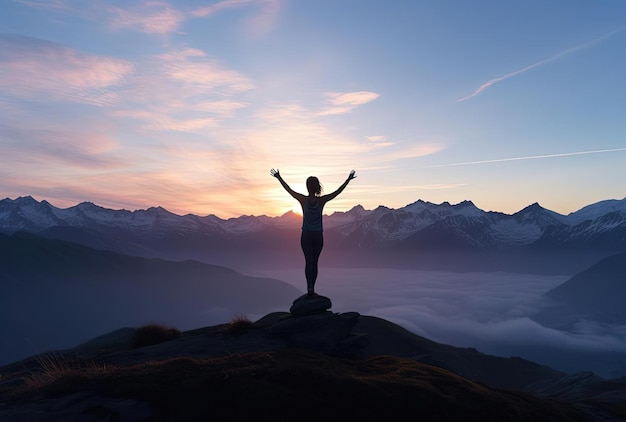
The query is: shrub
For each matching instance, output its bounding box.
[130,324,181,349]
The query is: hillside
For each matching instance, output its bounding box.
[0,232,300,365]
[0,310,607,421]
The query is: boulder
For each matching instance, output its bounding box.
[265,311,368,356]
[289,294,332,315]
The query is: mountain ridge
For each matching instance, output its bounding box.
[2,196,625,260]
[536,250,626,327]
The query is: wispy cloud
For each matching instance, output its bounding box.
[366,135,395,149]
[106,0,281,36]
[0,123,130,173]
[157,48,254,93]
[317,91,380,116]
[15,0,281,36]
[111,47,253,132]
[191,0,265,17]
[425,147,626,168]
[190,0,281,35]
[379,143,444,162]
[14,0,71,11]
[459,26,626,102]
[365,184,466,195]
[0,35,251,132]
[108,2,185,35]
[0,34,133,106]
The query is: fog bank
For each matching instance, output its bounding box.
[254,268,626,378]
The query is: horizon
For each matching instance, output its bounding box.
[2,1,626,218]
[4,193,626,219]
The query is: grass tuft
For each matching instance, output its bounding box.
[130,324,181,349]
[22,352,108,390]
[220,313,257,335]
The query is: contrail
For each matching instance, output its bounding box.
[458,26,626,102]
[425,147,626,168]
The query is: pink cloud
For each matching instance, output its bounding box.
[191,0,282,36]
[0,35,133,106]
[157,48,254,92]
[112,48,253,131]
[108,2,185,35]
[317,91,380,116]
[1,124,129,170]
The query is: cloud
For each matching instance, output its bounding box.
[377,143,444,161]
[425,147,626,168]
[190,0,281,35]
[110,47,253,132]
[377,184,466,192]
[0,35,251,132]
[191,0,267,17]
[107,0,281,36]
[194,100,248,116]
[108,2,185,34]
[14,0,74,12]
[260,268,626,375]
[0,34,133,106]
[317,91,380,116]
[0,124,129,170]
[15,0,280,37]
[459,26,626,102]
[157,48,254,93]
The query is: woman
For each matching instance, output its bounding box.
[270,169,356,296]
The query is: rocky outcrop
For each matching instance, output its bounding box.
[289,293,332,315]
[263,311,369,356]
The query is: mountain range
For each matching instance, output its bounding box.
[2,195,625,273]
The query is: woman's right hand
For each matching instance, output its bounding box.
[270,168,280,178]
[348,169,356,180]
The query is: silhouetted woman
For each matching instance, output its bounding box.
[271,169,356,296]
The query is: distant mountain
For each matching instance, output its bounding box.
[0,231,301,365]
[1,196,625,271]
[538,250,626,326]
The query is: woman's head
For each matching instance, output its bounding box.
[306,176,322,196]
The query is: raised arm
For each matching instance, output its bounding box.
[321,170,356,203]
[270,169,304,201]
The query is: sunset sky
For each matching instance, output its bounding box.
[2,0,625,218]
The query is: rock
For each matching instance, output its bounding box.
[265,311,368,356]
[336,332,370,355]
[289,294,332,315]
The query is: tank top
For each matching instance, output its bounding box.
[302,198,323,231]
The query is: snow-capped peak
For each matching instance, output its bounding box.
[568,197,626,223]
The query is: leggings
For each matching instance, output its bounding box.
[300,230,324,292]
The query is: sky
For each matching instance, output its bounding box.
[1,0,626,218]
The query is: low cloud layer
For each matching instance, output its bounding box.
[258,268,626,377]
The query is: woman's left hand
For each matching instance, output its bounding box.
[348,170,356,180]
